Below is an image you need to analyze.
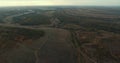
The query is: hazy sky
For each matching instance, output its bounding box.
[0,0,120,6]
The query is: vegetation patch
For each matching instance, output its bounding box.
[0,26,45,54]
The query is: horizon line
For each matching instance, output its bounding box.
[0,5,120,7]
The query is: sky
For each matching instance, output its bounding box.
[0,0,120,7]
